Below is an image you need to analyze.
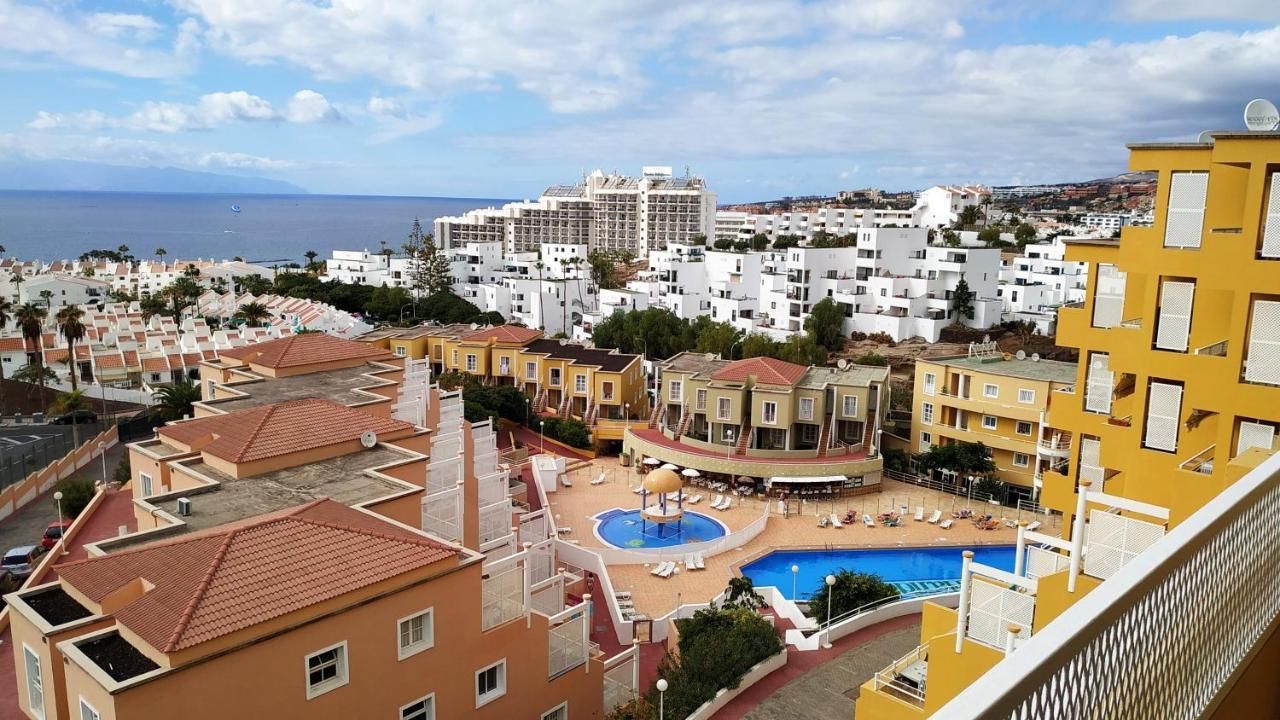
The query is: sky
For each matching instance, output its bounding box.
[2,0,1280,201]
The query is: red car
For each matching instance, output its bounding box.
[40,520,72,550]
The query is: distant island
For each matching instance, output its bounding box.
[0,159,307,195]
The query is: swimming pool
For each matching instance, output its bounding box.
[740,545,1017,600]
[593,508,728,549]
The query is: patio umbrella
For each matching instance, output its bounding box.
[661,463,679,471]
[681,468,701,478]
[643,457,661,466]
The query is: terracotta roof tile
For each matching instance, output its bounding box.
[142,357,169,372]
[0,337,27,352]
[182,352,202,366]
[122,350,140,368]
[710,356,808,385]
[55,499,457,653]
[94,353,124,369]
[464,325,543,345]
[218,333,393,369]
[158,398,414,463]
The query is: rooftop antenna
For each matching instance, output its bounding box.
[1244,99,1280,131]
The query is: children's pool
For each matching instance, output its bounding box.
[740,545,1017,600]
[593,508,728,549]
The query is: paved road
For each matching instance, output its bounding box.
[741,623,921,720]
[0,444,124,557]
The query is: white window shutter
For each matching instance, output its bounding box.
[1091,264,1126,329]
[1163,172,1207,249]
[1144,382,1183,452]
[1237,420,1275,457]
[1155,281,1195,352]
[1262,172,1280,258]
[1245,300,1280,386]
[1085,353,1113,415]
[1079,436,1104,487]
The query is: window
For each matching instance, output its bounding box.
[842,395,858,416]
[1012,452,1030,467]
[398,609,435,660]
[695,388,707,410]
[401,695,435,720]
[1018,389,1035,404]
[1155,280,1195,352]
[982,415,998,430]
[983,383,999,398]
[921,402,934,425]
[717,397,732,420]
[305,642,349,699]
[451,349,459,366]
[206,378,217,400]
[574,374,587,393]
[923,372,936,395]
[799,397,814,421]
[23,644,43,720]
[920,432,932,451]
[79,699,100,720]
[1164,171,1208,249]
[1144,381,1183,452]
[549,368,561,387]
[499,357,511,375]
[762,401,778,425]
[668,380,682,401]
[602,381,615,401]
[1015,421,1033,436]
[526,361,537,380]
[139,473,153,498]
[465,354,478,372]
[476,659,507,708]
[1092,263,1127,328]
[395,345,407,357]
[542,703,568,720]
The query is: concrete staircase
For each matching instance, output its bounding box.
[557,394,572,419]
[648,403,665,429]
[532,388,548,413]
[861,418,876,455]
[817,418,832,457]
[674,410,691,439]
[584,400,598,426]
[735,422,752,455]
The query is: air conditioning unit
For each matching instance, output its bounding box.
[177,497,192,517]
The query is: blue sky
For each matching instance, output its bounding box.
[2,0,1279,201]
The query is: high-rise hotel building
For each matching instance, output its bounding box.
[856,130,1280,718]
[436,166,716,255]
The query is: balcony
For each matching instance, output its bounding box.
[1194,339,1228,357]
[1178,444,1215,475]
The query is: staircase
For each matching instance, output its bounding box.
[584,400,598,426]
[861,419,876,455]
[817,418,832,457]
[532,388,548,413]
[648,403,665,429]
[675,410,692,439]
[735,422,752,455]
[557,394,572,419]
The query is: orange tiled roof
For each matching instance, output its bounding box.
[464,325,542,345]
[93,353,124,369]
[0,337,27,352]
[182,352,202,366]
[142,357,169,372]
[710,356,808,385]
[55,499,457,653]
[218,333,393,369]
[158,398,414,463]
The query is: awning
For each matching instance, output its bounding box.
[765,475,847,487]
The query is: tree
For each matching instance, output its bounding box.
[688,234,707,246]
[151,382,201,421]
[804,297,846,353]
[183,263,201,279]
[9,270,23,300]
[917,441,996,478]
[771,235,796,250]
[304,250,319,273]
[853,352,888,366]
[590,308,697,360]
[691,317,742,359]
[166,277,202,318]
[952,277,976,321]
[0,297,10,407]
[942,229,960,246]
[154,247,167,262]
[234,302,271,327]
[806,570,900,623]
[1014,223,1038,245]
[49,389,90,446]
[956,205,980,228]
[240,274,273,295]
[38,289,53,309]
[977,227,1003,245]
[55,306,85,391]
[740,333,780,360]
[973,476,1007,503]
[722,576,766,610]
[749,233,769,251]
[54,475,96,520]
[712,237,733,250]
[364,285,414,321]
[587,250,620,291]
[533,261,545,330]
[11,363,56,391]
[15,303,46,370]
[777,334,827,366]
[402,219,451,297]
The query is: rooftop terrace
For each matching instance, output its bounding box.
[211,361,396,410]
[927,355,1077,383]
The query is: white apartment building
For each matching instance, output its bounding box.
[912,185,991,229]
[20,274,110,308]
[323,249,393,285]
[436,166,716,256]
[716,207,919,243]
[997,237,1090,334]
[0,258,276,305]
[1080,213,1131,234]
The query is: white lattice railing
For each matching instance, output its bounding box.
[936,449,1280,719]
[547,603,590,679]
[603,644,640,713]
[481,553,527,631]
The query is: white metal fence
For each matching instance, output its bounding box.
[481,554,526,631]
[935,450,1280,719]
[546,603,589,679]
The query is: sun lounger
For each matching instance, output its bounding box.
[693,553,705,570]
[927,510,942,524]
[590,472,606,485]
[614,591,632,600]
[940,519,953,529]
[716,496,732,511]
[1026,520,1042,532]
[650,563,666,577]
[659,562,676,578]
[914,506,925,521]
[561,475,573,487]
[818,515,829,528]
[862,514,875,527]
[557,526,572,534]
[831,513,843,528]
[564,539,580,545]
[711,494,723,508]
[687,494,703,504]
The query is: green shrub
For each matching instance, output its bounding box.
[867,331,896,346]
[853,352,888,366]
[112,455,131,486]
[55,475,96,520]
[882,447,909,472]
[849,330,868,342]
[806,570,899,622]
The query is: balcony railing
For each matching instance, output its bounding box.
[1178,444,1215,474]
[872,643,931,708]
[935,449,1280,719]
[1194,339,1229,357]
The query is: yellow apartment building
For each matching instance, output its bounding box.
[855,131,1280,718]
[912,352,1077,502]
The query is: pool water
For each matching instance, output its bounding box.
[741,545,1018,600]
[593,508,728,549]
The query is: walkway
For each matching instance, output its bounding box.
[714,614,922,719]
[628,428,870,465]
[504,423,593,461]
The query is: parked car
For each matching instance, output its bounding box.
[1,545,39,582]
[51,409,97,425]
[41,519,72,550]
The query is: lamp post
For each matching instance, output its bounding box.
[54,491,65,555]
[98,443,107,486]
[725,428,734,461]
[822,574,836,648]
[525,396,530,426]
[540,420,546,454]
[624,402,630,430]
[398,302,416,325]
[656,678,668,719]
[791,564,800,601]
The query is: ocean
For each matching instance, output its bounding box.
[0,191,510,265]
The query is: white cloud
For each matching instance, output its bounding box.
[29,90,341,133]
[368,111,444,144]
[1118,0,1280,21]
[0,132,295,172]
[85,13,162,41]
[367,96,407,119]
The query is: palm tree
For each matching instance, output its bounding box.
[38,289,53,310]
[15,303,45,376]
[558,258,570,332]
[154,247,167,262]
[534,260,545,331]
[49,389,90,446]
[151,381,200,422]
[183,263,200,279]
[0,297,10,411]
[166,277,201,318]
[10,270,24,301]
[55,306,85,391]
[304,250,319,273]
[234,301,270,327]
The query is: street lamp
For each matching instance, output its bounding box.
[725,428,735,461]
[540,420,546,454]
[822,574,836,648]
[791,564,800,601]
[98,443,107,486]
[525,396,531,426]
[727,338,743,361]
[398,302,416,325]
[656,678,668,719]
[54,491,65,555]
[624,402,630,430]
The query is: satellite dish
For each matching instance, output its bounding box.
[360,430,377,448]
[469,323,479,330]
[1015,350,1027,360]
[1244,99,1280,132]
[1196,130,1215,144]
[837,358,849,369]
[1031,353,1041,362]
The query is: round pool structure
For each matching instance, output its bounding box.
[593,508,728,549]
[740,545,1017,600]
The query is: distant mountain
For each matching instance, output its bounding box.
[0,159,306,194]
